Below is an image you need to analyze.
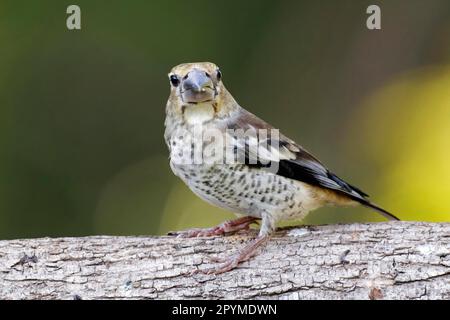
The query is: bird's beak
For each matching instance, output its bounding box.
[181,69,216,104]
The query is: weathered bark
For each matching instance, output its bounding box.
[0,222,448,300]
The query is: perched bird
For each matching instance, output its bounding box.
[164,62,399,274]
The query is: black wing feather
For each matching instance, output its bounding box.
[228,109,399,221]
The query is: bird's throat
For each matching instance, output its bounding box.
[183,103,215,125]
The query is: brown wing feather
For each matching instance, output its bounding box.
[226,108,399,221]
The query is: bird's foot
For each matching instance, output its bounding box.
[168,216,259,238]
[195,235,269,275]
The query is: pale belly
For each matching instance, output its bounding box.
[170,161,327,222]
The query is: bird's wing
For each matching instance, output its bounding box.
[225,108,399,221]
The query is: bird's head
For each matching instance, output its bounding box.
[166,62,238,124]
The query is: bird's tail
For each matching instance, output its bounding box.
[361,201,400,221]
[324,171,400,221]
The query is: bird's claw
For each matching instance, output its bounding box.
[190,257,240,275]
[202,258,241,275]
[193,235,270,275]
[203,254,227,263]
[167,217,259,238]
[168,226,227,238]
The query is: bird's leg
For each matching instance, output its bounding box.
[197,213,274,274]
[168,216,259,238]
[198,235,270,275]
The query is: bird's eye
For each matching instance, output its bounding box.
[216,69,222,81]
[169,75,180,87]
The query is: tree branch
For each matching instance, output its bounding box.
[0,222,449,300]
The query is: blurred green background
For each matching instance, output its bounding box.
[0,0,449,240]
